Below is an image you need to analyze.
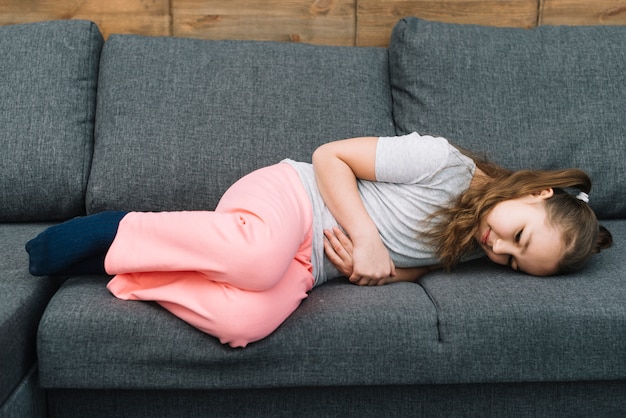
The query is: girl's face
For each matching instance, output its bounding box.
[475,189,563,276]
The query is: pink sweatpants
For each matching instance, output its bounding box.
[105,163,314,348]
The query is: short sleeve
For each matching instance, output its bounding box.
[375,132,452,184]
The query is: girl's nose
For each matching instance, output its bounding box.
[487,239,510,266]
[492,238,507,255]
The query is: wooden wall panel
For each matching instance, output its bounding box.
[540,0,626,25]
[2,1,626,46]
[357,0,539,47]
[172,0,355,46]
[0,0,171,38]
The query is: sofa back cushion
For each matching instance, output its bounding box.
[0,20,102,221]
[88,36,394,213]
[389,18,625,219]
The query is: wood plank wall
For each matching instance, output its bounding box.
[1,0,625,46]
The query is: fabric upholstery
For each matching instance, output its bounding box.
[47,381,626,418]
[2,18,622,417]
[39,278,439,389]
[419,219,626,384]
[0,366,46,418]
[0,21,102,221]
[0,224,58,406]
[389,18,626,219]
[38,222,625,390]
[88,36,394,213]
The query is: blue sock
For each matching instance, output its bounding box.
[26,211,128,276]
[53,254,109,276]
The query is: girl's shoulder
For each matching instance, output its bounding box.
[376,132,473,184]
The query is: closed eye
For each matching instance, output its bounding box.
[508,230,526,272]
[508,255,515,269]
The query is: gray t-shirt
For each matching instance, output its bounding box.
[284,132,476,287]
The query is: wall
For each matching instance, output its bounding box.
[1,0,625,46]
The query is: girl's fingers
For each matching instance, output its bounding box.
[331,226,353,251]
[324,228,350,259]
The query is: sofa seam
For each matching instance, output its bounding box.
[416,280,444,343]
[83,21,102,215]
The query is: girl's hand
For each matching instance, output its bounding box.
[324,227,396,286]
[324,227,355,278]
[324,227,438,285]
[314,137,391,286]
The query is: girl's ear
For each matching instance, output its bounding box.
[533,188,554,200]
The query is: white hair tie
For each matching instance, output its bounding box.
[576,191,589,203]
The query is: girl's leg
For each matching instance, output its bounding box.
[106,163,315,346]
[105,163,313,291]
[108,257,313,348]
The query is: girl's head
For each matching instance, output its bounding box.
[430,161,613,275]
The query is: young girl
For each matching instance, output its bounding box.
[26,132,612,347]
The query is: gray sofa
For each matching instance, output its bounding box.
[1,18,624,418]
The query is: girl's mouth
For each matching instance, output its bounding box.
[481,228,491,246]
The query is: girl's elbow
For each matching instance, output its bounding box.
[312,143,335,168]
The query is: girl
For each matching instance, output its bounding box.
[26,133,612,347]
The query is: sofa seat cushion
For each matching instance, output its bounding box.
[0,224,59,406]
[0,21,103,221]
[417,218,626,384]
[88,36,395,213]
[389,18,626,219]
[38,278,440,390]
[38,220,626,389]
[39,221,626,389]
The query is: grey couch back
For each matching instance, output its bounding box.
[0,21,102,222]
[1,19,624,221]
[87,36,395,213]
[92,19,624,218]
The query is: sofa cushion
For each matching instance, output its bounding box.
[37,221,626,389]
[389,18,626,219]
[0,224,59,406]
[0,21,103,221]
[38,277,439,389]
[88,36,394,213]
[416,219,626,384]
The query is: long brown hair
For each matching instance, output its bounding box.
[427,148,613,273]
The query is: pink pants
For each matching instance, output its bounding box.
[105,163,314,348]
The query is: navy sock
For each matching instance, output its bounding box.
[54,254,108,276]
[26,211,128,276]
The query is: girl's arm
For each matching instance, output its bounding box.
[323,227,438,285]
[312,137,396,284]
